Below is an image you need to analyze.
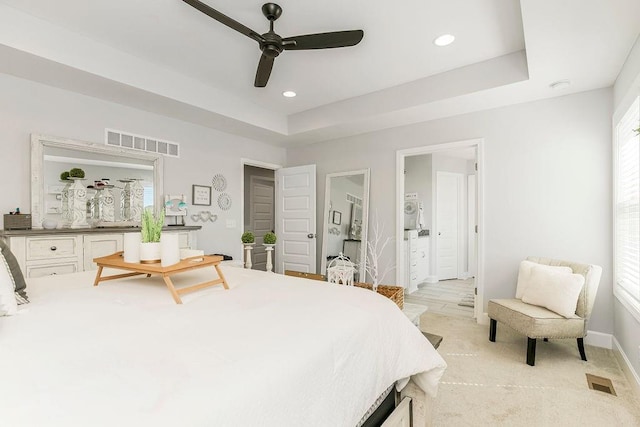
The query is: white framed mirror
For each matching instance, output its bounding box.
[31,134,164,229]
[320,169,370,281]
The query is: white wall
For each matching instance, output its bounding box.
[287,88,613,334]
[0,73,286,261]
[613,34,640,382]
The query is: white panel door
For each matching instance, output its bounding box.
[467,174,477,277]
[250,177,275,271]
[436,172,461,280]
[275,165,316,274]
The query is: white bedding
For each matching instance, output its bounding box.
[0,266,446,427]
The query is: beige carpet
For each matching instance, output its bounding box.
[420,311,640,426]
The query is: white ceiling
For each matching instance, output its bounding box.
[0,0,638,147]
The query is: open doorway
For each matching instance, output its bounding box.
[243,163,276,271]
[244,165,275,271]
[396,139,484,322]
[241,161,317,274]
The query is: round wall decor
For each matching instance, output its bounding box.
[217,193,232,211]
[212,174,227,192]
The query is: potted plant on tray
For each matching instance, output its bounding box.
[140,209,165,263]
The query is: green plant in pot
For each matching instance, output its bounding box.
[139,209,165,263]
[68,168,85,179]
[241,231,255,245]
[263,231,277,245]
[60,171,71,181]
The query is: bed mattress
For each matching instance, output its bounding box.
[0,265,446,426]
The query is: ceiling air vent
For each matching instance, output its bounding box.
[105,129,180,158]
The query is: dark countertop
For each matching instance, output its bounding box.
[0,225,201,237]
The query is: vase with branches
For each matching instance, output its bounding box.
[364,212,395,292]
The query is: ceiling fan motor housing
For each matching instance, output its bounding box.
[260,32,283,58]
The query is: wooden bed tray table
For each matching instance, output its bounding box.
[93,252,229,304]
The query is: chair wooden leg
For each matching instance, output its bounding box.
[527,338,536,366]
[489,319,497,342]
[577,338,587,361]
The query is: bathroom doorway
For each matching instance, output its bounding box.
[396,139,484,321]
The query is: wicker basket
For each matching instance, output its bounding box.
[354,282,404,310]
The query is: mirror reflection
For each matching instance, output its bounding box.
[31,135,163,229]
[43,147,154,223]
[321,169,370,281]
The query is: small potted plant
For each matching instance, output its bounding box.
[139,209,165,263]
[262,231,277,273]
[263,231,277,246]
[241,231,255,269]
[68,168,86,179]
[241,231,255,245]
[60,171,71,181]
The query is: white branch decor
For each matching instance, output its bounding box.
[365,212,395,291]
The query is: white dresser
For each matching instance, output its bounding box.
[1,226,200,278]
[404,230,429,294]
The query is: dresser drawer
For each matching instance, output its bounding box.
[26,261,79,278]
[26,236,80,261]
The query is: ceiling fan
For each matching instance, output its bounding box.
[182,0,364,88]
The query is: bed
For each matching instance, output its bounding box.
[0,264,446,426]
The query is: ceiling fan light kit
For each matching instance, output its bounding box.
[182,0,364,87]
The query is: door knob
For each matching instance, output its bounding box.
[438,232,441,236]
[307,233,316,238]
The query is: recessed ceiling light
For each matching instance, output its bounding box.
[282,91,297,98]
[433,34,455,47]
[549,79,571,90]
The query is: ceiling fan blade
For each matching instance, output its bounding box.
[283,30,364,50]
[182,0,264,44]
[254,54,275,87]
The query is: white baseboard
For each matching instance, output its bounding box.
[425,276,438,284]
[612,336,640,398]
[478,312,490,325]
[585,330,612,349]
[479,320,613,349]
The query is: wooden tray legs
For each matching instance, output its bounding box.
[92,263,229,304]
[93,266,147,287]
[161,265,229,304]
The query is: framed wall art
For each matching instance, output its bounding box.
[332,211,342,225]
[192,184,212,206]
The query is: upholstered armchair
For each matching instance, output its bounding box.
[488,257,602,366]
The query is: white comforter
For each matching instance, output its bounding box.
[0,266,446,427]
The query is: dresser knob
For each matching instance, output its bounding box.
[50,246,57,251]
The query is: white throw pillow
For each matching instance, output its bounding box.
[0,253,18,316]
[515,260,573,299]
[521,265,585,318]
